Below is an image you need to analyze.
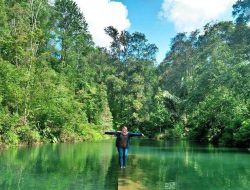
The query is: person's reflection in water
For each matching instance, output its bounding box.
[105,126,144,168]
[118,167,146,190]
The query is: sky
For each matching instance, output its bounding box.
[74,0,238,63]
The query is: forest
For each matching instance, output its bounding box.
[0,0,249,147]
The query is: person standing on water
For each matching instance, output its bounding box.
[105,126,144,168]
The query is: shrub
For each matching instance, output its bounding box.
[17,126,41,144]
[233,119,250,147]
[2,130,19,145]
[59,128,81,143]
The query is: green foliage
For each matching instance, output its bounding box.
[2,131,19,145]
[188,87,248,144]
[160,14,250,146]
[0,0,109,146]
[105,28,160,130]
[17,125,40,144]
[52,0,92,65]
[105,26,158,61]
[234,119,250,146]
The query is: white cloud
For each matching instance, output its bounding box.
[159,0,238,32]
[74,0,131,47]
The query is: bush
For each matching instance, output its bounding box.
[155,123,184,140]
[74,124,104,141]
[233,119,250,147]
[17,126,41,144]
[59,127,81,143]
[2,130,19,145]
[171,123,185,139]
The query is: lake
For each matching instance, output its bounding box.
[0,139,249,190]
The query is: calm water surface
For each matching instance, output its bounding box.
[0,139,249,190]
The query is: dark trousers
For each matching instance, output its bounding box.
[117,147,128,167]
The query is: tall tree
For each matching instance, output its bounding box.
[52,0,92,66]
[105,26,158,62]
[105,27,159,130]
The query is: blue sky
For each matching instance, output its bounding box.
[75,0,238,63]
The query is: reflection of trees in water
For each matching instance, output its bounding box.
[104,154,118,190]
[0,141,250,190]
[127,142,250,190]
[0,141,114,190]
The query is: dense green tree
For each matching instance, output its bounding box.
[52,0,92,66]
[0,0,111,145]
[105,27,159,130]
[159,12,250,146]
[105,26,158,62]
[0,0,9,57]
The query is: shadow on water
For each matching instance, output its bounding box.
[0,139,250,190]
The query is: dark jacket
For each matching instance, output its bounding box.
[105,131,143,148]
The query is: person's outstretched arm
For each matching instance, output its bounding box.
[104,131,118,135]
[129,132,144,137]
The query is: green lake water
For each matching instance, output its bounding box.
[0,139,250,190]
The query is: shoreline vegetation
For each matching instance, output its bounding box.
[0,0,249,148]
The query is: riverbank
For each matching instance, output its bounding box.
[0,127,109,149]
